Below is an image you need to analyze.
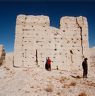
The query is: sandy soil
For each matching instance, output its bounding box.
[0,53,95,96]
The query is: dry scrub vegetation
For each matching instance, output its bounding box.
[69,81,76,86]
[45,83,54,92]
[83,80,95,87]
[78,92,87,96]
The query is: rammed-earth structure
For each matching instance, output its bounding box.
[14,15,89,71]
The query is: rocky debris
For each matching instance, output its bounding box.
[45,82,54,92]
[78,92,87,96]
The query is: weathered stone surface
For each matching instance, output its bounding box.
[14,15,89,71]
[89,47,95,64]
[0,45,6,65]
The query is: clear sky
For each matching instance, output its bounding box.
[0,1,95,52]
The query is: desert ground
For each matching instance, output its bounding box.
[0,53,95,96]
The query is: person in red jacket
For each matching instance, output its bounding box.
[47,57,52,71]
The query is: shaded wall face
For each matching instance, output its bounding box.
[0,45,6,64]
[0,45,4,58]
[14,15,89,70]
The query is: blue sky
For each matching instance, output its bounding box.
[0,1,95,52]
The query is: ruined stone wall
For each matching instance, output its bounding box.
[89,48,95,64]
[0,45,6,65]
[60,16,89,71]
[14,15,89,71]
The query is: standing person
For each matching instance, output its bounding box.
[45,57,48,70]
[82,58,88,78]
[47,57,52,71]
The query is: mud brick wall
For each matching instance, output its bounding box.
[0,45,6,65]
[90,48,95,64]
[14,15,89,71]
[60,16,89,71]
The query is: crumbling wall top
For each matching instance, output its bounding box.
[60,16,88,29]
[16,14,50,26]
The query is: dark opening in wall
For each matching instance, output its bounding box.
[73,34,75,36]
[40,45,43,47]
[54,33,58,36]
[36,33,38,36]
[63,30,65,32]
[42,37,44,39]
[78,50,80,51]
[49,41,51,43]
[53,57,55,58]
[25,49,27,51]
[71,38,73,40]
[54,37,57,40]
[22,53,24,57]
[70,50,73,54]
[61,45,63,47]
[74,42,76,44]
[67,41,70,43]
[23,29,31,31]
[54,48,57,51]
[62,61,64,63]
[25,17,27,20]
[45,22,47,24]
[36,41,38,43]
